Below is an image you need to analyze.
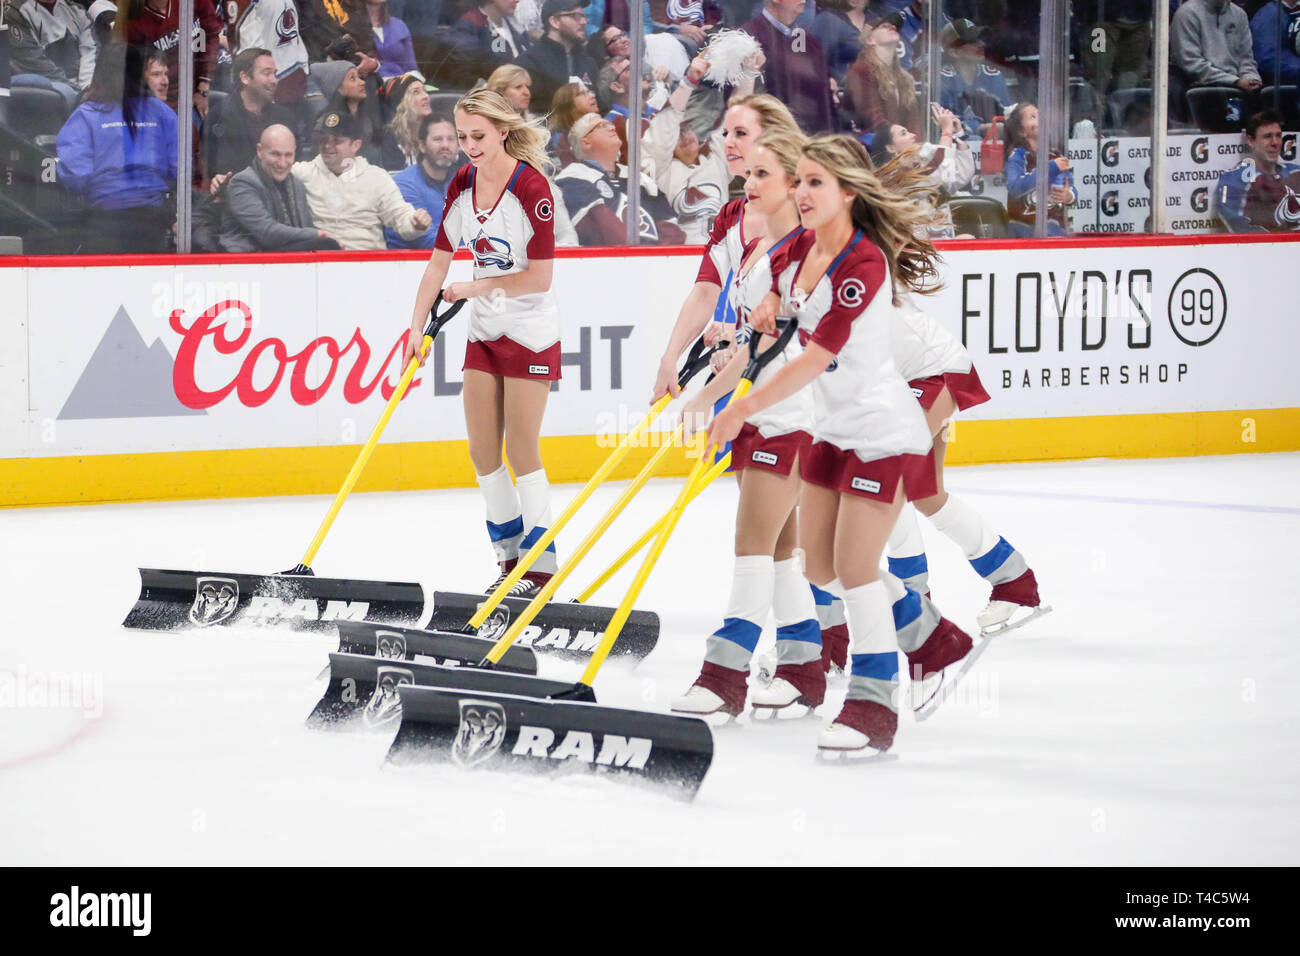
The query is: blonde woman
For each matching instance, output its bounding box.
[401,89,563,596]
[383,73,433,168]
[487,64,540,123]
[707,136,973,757]
[671,129,825,721]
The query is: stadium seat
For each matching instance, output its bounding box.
[1259,85,1299,126]
[7,85,70,145]
[1108,87,1152,131]
[429,91,464,115]
[947,196,1012,239]
[1186,86,1254,133]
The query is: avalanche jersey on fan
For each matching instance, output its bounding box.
[234,0,308,78]
[435,161,561,352]
[1213,157,1300,232]
[890,289,975,382]
[773,229,931,461]
[732,227,812,438]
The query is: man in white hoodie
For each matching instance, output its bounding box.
[292,110,431,250]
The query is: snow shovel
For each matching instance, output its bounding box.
[383,323,798,798]
[123,296,465,632]
[415,340,722,663]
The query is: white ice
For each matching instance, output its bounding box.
[1,452,1297,865]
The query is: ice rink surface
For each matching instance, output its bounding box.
[2,452,1297,866]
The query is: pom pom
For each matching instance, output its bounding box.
[703,30,762,87]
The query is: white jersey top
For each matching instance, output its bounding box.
[773,229,931,461]
[435,161,561,353]
[695,195,750,289]
[890,289,975,382]
[732,227,813,438]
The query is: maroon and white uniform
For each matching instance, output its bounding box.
[695,196,750,289]
[773,229,936,501]
[729,227,813,476]
[435,160,562,380]
[892,292,990,412]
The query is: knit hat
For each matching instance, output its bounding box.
[381,72,423,107]
[312,60,354,104]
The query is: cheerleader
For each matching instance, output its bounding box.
[669,129,826,720]
[707,136,973,756]
[402,89,561,596]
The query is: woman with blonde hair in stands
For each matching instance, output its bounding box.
[706,135,974,757]
[487,64,541,123]
[382,73,433,168]
[844,11,923,135]
[400,89,565,596]
[546,81,599,165]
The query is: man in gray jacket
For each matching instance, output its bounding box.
[1171,0,1263,92]
[4,0,98,109]
[219,125,342,252]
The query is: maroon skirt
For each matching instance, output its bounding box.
[464,337,562,381]
[800,440,938,502]
[730,423,812,476]
[909,367,990,411]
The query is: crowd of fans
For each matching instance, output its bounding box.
[2,0,1299,253]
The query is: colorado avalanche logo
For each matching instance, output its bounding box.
[472,232,515,269]
[276,6,299,44]
[534,198,553,222]
[666,0,703,21]
[674,184,724,220]
[1274,186,1300,230]
[836,278,867,309]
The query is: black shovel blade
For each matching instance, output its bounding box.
[123,568,425,632]
[307,652,583,730]
[429,591,660,663]
[387,686,713,801]
[333,621,538,675]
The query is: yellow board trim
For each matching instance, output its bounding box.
[2,408,1298,508]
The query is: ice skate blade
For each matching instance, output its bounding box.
[907,671,944,713]
[914,636,997,722]
[979,603,1053,639]
[816,747,898,764]
[671,707,738,728]
[751,702,815,721]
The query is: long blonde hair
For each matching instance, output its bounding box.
[802,135,942,302]
[390,87,427,159]
[753,128,807,181]
[456,88,554,177]
[725,93,803,142]
[856,32,918,114]
[487,64,530,102]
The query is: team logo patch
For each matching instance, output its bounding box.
[375,630,408,660]
[529,364,550,375]
[451,699,508,767]
[190,576,239,627]
[476,605,510,642]
[535,198,553,221]
[362,666,414,728]
[850,476,882,495]
[910,386,925,399]
[597,181,614,199]
[836,278,866,309]
[472,232,514,270]
[751,450,778,466]
[323,112,340,129]
[1274,186,1300,229]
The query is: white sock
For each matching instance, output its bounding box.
[887,503,926,561]
[841,580,895,656]
[772,557,817,627]
[514,468,553,539]
[928,494,1000,560]
[476,464,522,562]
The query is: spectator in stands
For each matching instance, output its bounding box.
[115,0,223,111]
[599,56,672,164]
[1076,1,1152,97]
[299,0,379,66]
[362,0,417,77]
[487,64,542,122]
[204,47,302,181]
[1214,109,1300,231]
[515,0,601,114]
[898,0,947,71]
[380,72,432,169]
[867,105,974,196]
[454,0,533,62]
[292,109,431,248]
[1252,1,1300,87]
[810,0,868,82]
[640,55,727,243]
[233,0,312,104]
[547,80,599,164]
[5,0,98,110]
[937,18,1011,135]
[78,0,117,49]
[743,0,835,134]
[56,43,178,252]
[1171,0,1262,94]
[144,47,169,100]
[385,113,461,248]
[1003,102,1076,237]
[586,22,631,64]
[845,10,922,135]
[219,124,342,250]
[555,112,685,244]
[311,59,385,162]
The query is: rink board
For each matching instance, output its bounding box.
[2,236,1299,506]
